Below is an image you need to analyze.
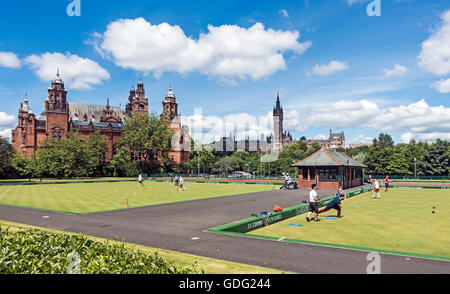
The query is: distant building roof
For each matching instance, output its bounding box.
[291,148,367,168]
[68,102,129,122]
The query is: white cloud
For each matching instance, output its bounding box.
[25,52,110,90]
[431,78,450,93]
[0,112,15,128]
[279,9,289,19]
[349,134,373,144]
[0,51,21,69]
[0,112,15,141]
[94,18,311,82]
[383,64,407,77]
[299,99,450,143]
[311,60,349,76]
[418,10,450,76]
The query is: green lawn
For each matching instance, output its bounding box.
[250,188,450,259]
[0,181,276,214]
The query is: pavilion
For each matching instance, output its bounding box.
[291,148,367,190]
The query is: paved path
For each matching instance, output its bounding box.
[0,189,448,274]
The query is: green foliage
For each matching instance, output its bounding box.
[34,131,107,178]
[212,156,233,176]
[0,136,13,178]
[109,147,131,177]
[120,113,175,173]
[0,228,201,274]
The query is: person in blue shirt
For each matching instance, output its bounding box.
[318,194,346,218]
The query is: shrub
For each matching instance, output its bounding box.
[0,228,202,274]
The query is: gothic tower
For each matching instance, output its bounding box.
[44,70,69,140]
[273,93,284,151]
[125,79,149,115]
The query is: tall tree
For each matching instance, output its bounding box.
[120,113,175,172]
[0,136,13,178]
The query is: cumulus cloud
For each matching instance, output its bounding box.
[418,10,450,76]
[0,112,15,141]
[0,112,15,128]
[94,18,311,82]
[431,78,450,93]
[311,60,349,76]
[383,64,407,77]
[0,51,21,69]
[303,99,450,143]
[25,52,110,90]
[349,134,373,144]
[180,98,450,145]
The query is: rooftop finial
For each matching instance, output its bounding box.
[56,68,60,77]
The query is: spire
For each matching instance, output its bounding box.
[24,93,28,104]
[56,68,60,78]
[106,98,110,109]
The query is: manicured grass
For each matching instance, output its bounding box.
[0,220,290,274]
[250,188,450,259]
[0,181,276,214]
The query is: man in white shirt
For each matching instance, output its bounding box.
[138,174,144,187]
[179,176,186,191]
[372,179,381,199]
[306,184,320,222]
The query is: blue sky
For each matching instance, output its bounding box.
[0,0,449,145]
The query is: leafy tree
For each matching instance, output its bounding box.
[121,113,175,173]
[212,156,233,176]
[0,136,13,178]
[10,153,33,179]
[110,146,131,177]
[373,133,394,149]
[421,139,450,176]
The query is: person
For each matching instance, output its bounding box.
[306,184,320,222]
[337,186,346,199]
[138,174,144,187]
[179,176,186,191]
[372,179,381,199]
[170,175,174,184]
[318,194,346,218]
[385,175,390,192]
[174,175,179,187]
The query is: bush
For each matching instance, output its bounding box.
[0,228,202,274]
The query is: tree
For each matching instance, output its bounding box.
[10,153,33,179]
[121,113,175,173]
[110,146,131,177]
[421,139,450,176]
[0,136,13,178]
[212,156,233,176]
[373,133,394,149]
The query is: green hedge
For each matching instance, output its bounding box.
[0,228,202,274]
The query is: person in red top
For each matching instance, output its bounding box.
[385,175,390,192]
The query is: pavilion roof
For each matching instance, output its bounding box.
[291,148,367,168]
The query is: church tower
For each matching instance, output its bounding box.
[161,87,190,166]
[125,79,149,115]
[44,70,69,140]
[162,88,179,124]
[273,93,284,151]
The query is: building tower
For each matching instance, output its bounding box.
[125,79,149,115]
[162,88,179,124]
[161,87,189,165]
[44,69,69,140]
[273,93,284,151]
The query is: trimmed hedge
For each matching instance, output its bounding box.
[0,228,202,274]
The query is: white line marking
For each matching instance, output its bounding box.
[278,237,285,241]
